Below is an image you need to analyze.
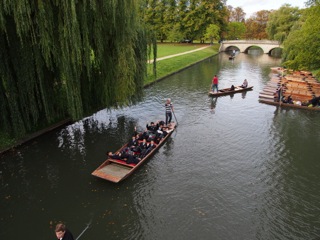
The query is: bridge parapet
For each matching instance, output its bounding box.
[222,40,279,44]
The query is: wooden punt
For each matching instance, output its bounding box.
[259,98,320,111]
[91,122,176,183]
[208,86,253,97]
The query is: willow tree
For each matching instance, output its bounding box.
[0,0,148,138]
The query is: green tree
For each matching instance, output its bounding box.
[163,0,178,41]
[226,22,246,39]
[204,24,220,44]
[154,0,169,42]
[143,0,228,42]
[266,4,302,43]
[282,5,320,76]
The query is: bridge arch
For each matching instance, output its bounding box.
[243,45,264,53]
[219,40,281,54]
[225,45,240,52]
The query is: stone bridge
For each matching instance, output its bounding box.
[219,40,281,54]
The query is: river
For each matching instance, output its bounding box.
[1,52,320,240]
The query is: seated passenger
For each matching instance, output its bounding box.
[287,95,293,104]
[112,149,140,164]
[128,136,139,151]
[125,154,140,164]
[141,140,157,157]
[155,123,168,143]
[230,85,235,91]
[138,138,148,151]
[146,121,158,133]
[136,133,144,141]
[107,151,122,160]
[147,140,156,151]
[240,79,248,88]
[310,96,320,107]
[138,139,149,158]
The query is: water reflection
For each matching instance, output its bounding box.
[210,97,218,114]
[255,109,320,239]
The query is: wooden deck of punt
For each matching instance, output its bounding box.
[91,122,176,183]
[208,86,253,97]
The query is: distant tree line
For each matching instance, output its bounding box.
[141,0,278,42]
[140,0,228,43]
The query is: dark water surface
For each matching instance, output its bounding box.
[1,53,320,240]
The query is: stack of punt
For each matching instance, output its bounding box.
[208,86,253,97]
[259,69,320,111]
[91,122,176,183]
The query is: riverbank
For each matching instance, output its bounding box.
[145,43,219,86]
[0,43,219,154]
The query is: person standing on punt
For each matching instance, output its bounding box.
[55,223,74,240]
[212,75,219,92]
[276,84,285,102]
[165,98,174,126]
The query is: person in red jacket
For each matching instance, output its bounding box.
[212,75,219,92]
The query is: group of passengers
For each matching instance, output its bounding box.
[107,120,170,164]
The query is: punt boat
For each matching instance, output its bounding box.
[208,86,253,97]
[259,98,320,111]
[91,122,176,183]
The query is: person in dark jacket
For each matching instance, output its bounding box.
[55,223,74,240]
[146,121,158,133]
[107,151,122,160]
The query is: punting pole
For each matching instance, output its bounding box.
[76,219,92,240]
[172,111,178,125]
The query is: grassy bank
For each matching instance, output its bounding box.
[145,43,219,85]
[149,43,208,59]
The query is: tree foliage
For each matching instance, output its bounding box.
[244,10,270,39]
[266,4,302,43]
[282,5,320,76]
[142,0,228,42]
[0,0,148,138]
[227,6,246,22]
[225,22,246,40]
[305,0,320,6]
[204,24,220,44]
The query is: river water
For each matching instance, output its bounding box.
[1,52,320,240]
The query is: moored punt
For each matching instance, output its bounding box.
[91,122,176,183]
[208,86,253,97]
[259,67,320,111]
[259,98,320,111]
